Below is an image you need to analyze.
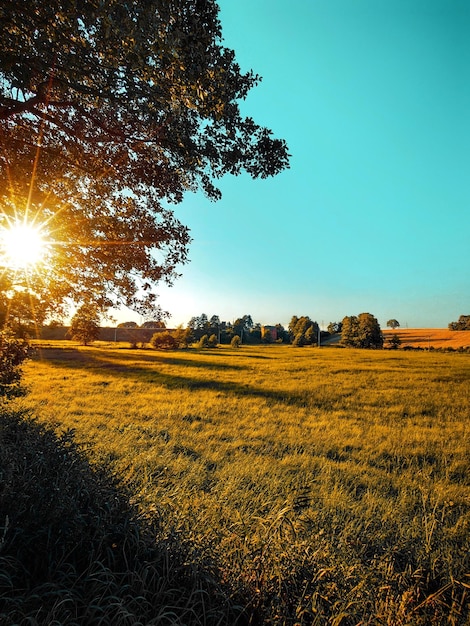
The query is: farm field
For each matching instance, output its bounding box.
[382,329,470,350]
[8,344,470,624]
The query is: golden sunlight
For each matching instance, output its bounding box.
[0,221,48,270]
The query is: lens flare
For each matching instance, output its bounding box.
[0,221,48,270]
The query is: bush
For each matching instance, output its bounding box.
[388,334,401,349]
[197,334,209,349]
[150,331,178,350]
[0,330,31,400]
[231,335,241,349]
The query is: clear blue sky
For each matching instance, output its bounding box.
[124,0,470,329]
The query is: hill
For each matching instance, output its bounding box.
[382,328,470,349]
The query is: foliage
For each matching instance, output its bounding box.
[387,319,400,329]
[171,325,192,349]
[117,321,139,328]
[327,321,343,334]
[188,313,211,341]
[0,290,47,338]
[208,334,218,348]
[275,323,289,343]
[141,320,166,329]
[0,407,243,624]
[0,0,289,317]
[230,334,241,348]
[449,315,470,330]
[69,304,100,345]
[388,333,402,349]
[0,330,31,399]
[341,312,383,348]
[288,315,319,346]
[197,334,209,349]
[20,345,470,625]
[150,331,178,350]
[232,316,253,341]
[261,326,274,344]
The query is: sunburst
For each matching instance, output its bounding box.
[0,219,49,271]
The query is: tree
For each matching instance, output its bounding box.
[232,315,253,343]
[448,315,470,331]
[117,322,139,328]
[388,334,401,349]
[341,313,383,349]
[327,321,343,335]
[386,319,400,329]
[288,315,319,346]
[172,325,192,348]
[0,1,289,318]
[0,290,47,338]
[188,314,210,341]
[141,321,166,329]
[275,324,289,343]
[69,305,100,345]
[340,316,359,347]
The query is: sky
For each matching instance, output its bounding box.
[122,0,469,330]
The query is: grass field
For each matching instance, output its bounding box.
[3,343,470,624]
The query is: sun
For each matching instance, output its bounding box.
[0,221,48,270]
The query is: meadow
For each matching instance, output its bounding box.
[3,343,469,624]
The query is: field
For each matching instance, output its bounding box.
[382,329,470,350]
[3,343,470,624]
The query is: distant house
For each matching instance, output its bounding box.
[261,325,277,342]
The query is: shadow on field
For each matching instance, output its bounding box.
[0,408,248,625]
[35,348,317,409]
[35,346,249,370]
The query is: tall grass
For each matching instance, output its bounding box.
[7,344,470,624]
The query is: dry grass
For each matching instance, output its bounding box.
[383,328,470,349]
[5,343,470,624]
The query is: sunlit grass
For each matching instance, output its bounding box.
[20,344,470,624]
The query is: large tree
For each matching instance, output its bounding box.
[0,0,289,318]
[288,315,319,346]
[448,315,470,331]
[341,313,383,349]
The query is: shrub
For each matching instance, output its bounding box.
[231,335,241,348]
[0,330,31,400]
[150,331,178,350]
[197,334,209,349]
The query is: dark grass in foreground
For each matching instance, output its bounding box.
[0,409,247,625]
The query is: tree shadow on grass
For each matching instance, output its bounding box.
[36,346,249,370]
[34,348,316,409]
[0,408,248,625]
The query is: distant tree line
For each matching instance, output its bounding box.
[448,315,470,331]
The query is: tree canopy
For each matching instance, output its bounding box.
[448,315,470,331]
[341,313,383,349]
[0,0,289,318]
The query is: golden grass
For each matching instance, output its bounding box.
[18,343,470,624]
[383,328,470,349]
